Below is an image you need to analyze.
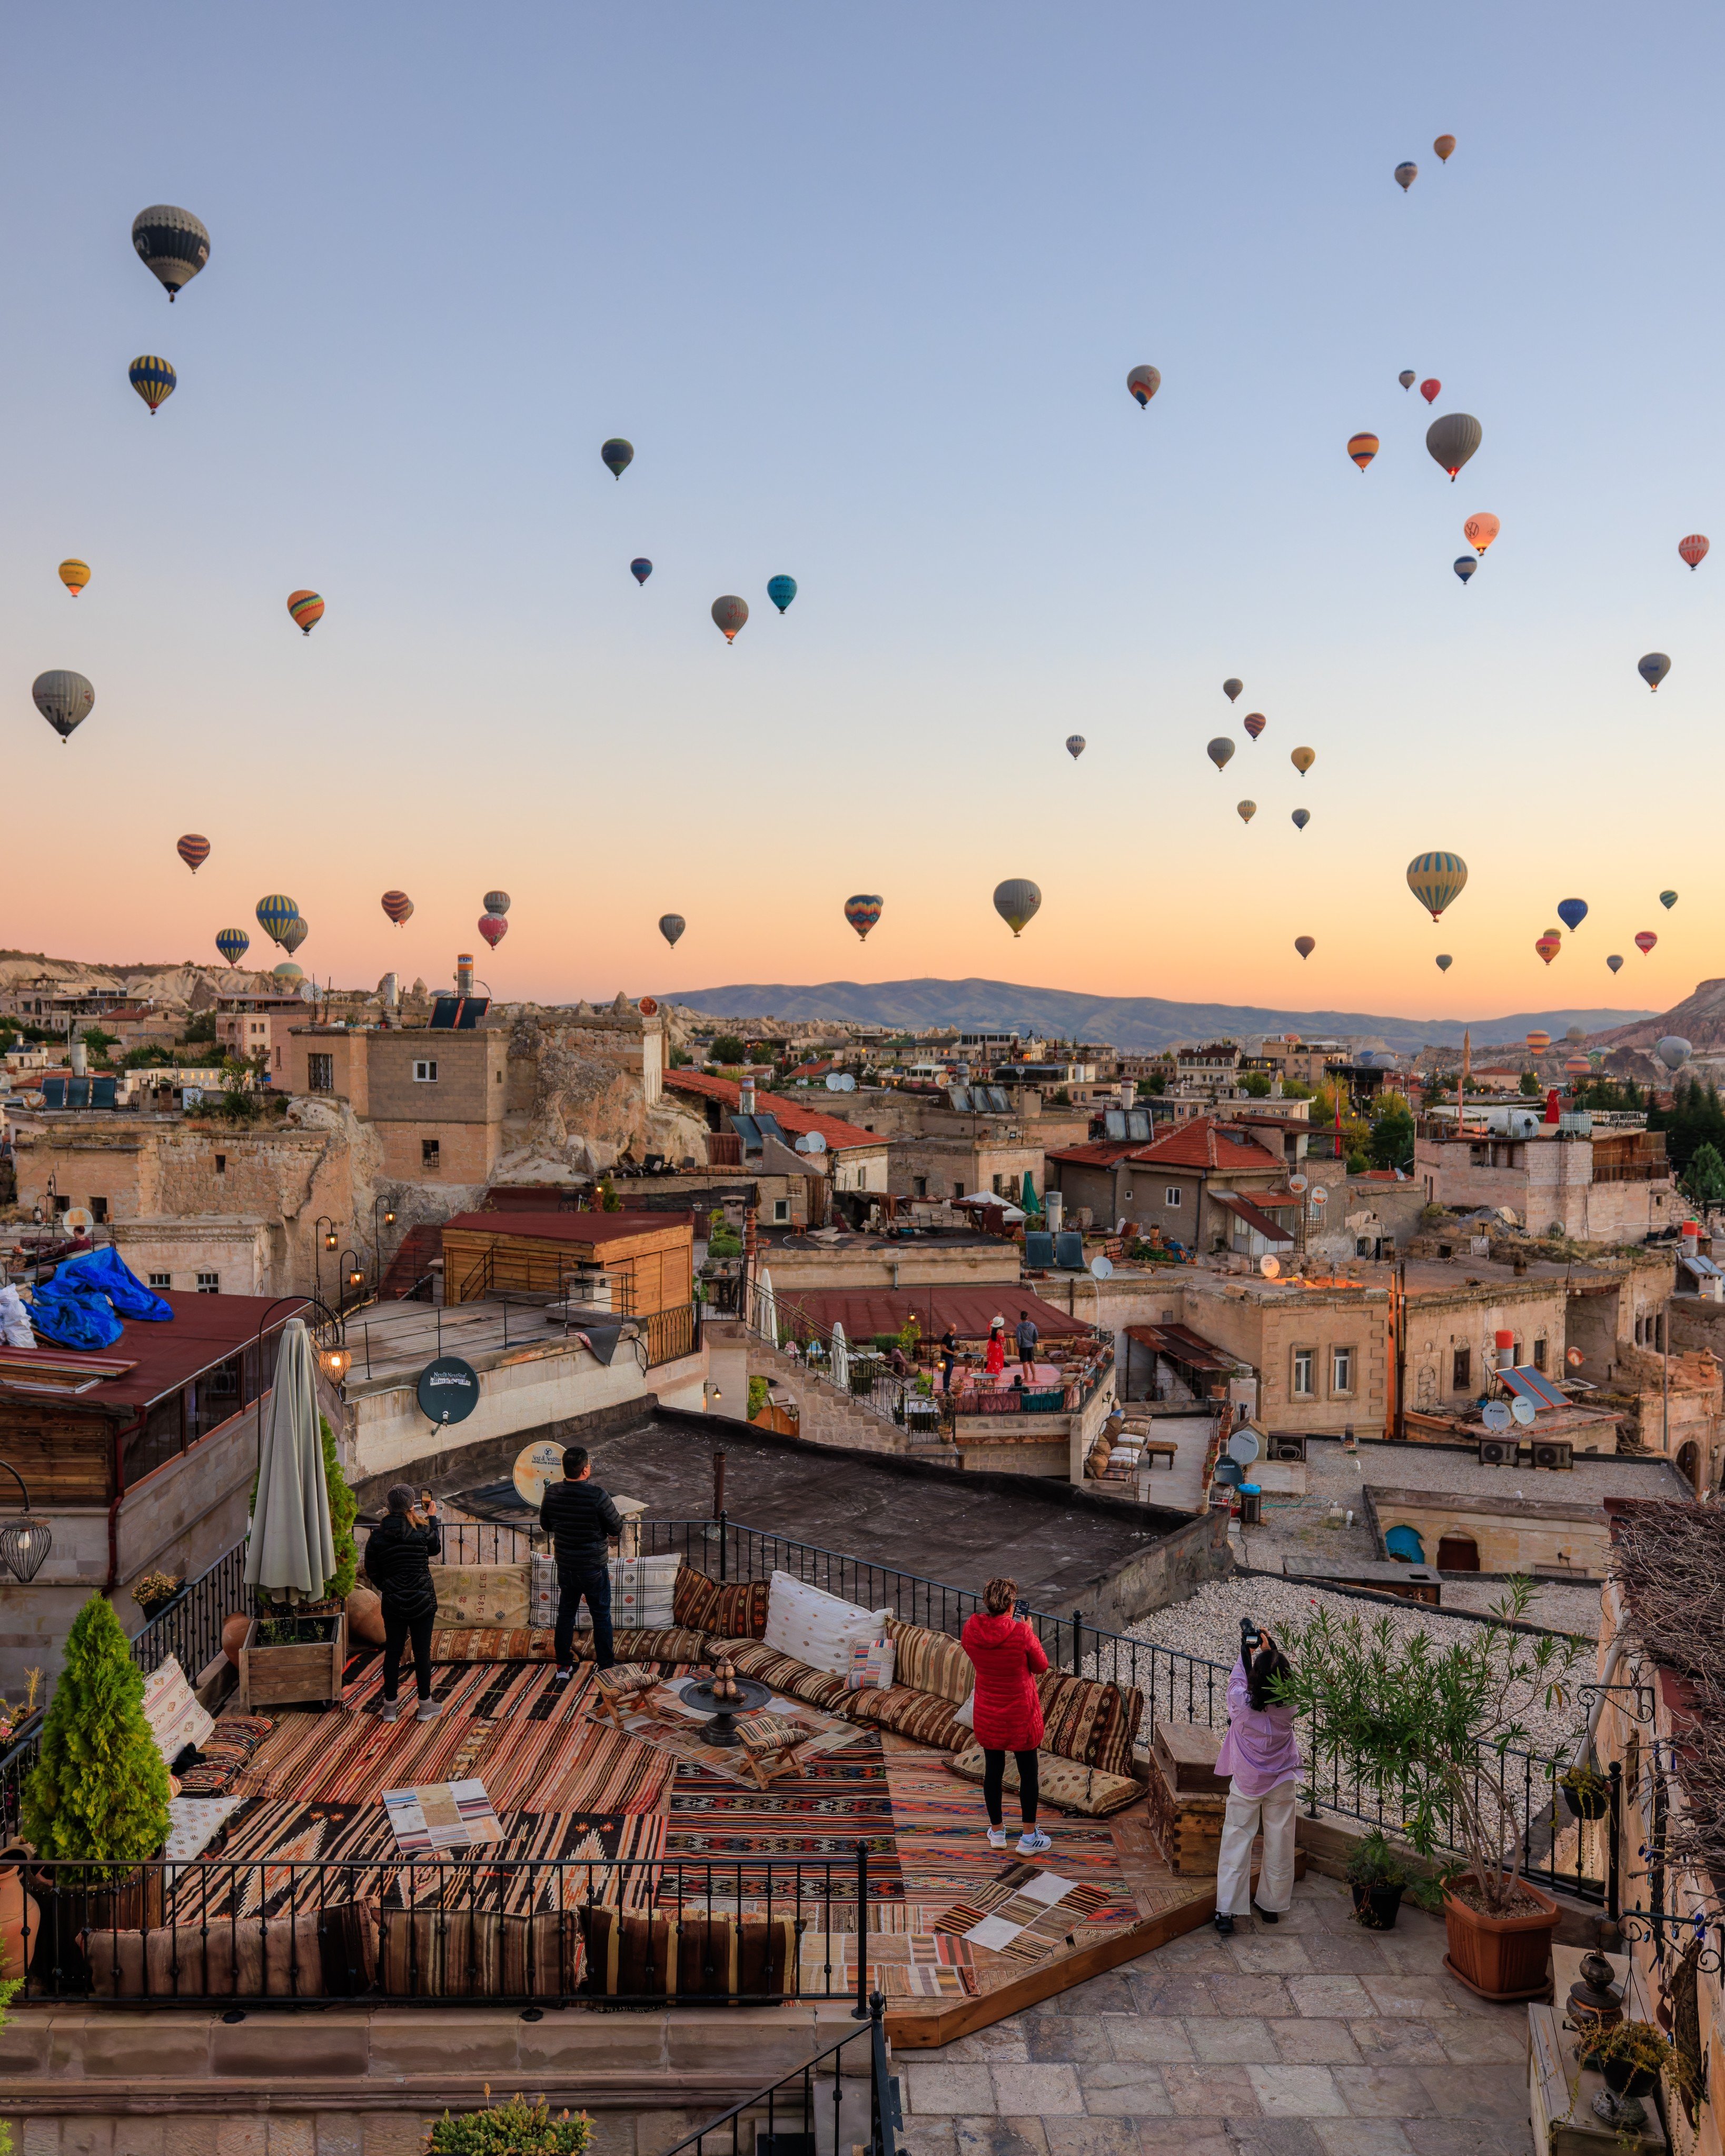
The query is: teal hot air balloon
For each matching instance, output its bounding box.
[215,928,250,968]
[1660,890,1678,910]
[767,575,797,614]
[1453,556,1476,585]
[1291,808,1310,831]
[1435,953,1453,972]
[1406,852,1468,921]
[630,558,652,585]
[1557,898,1589,932]
[994,879,1042,937]
[844,894,884,941]
[601,438,633,479]
[255,893,299,947]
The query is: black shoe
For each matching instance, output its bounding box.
[1214,1912,1235,1936]
[1254,1905,1279,1924]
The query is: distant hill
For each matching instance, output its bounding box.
[656,976,1658,1055]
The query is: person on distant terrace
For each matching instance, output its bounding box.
[939,1324,959,1393]
[984,1316,1007,1381]
[1015,1308,1039,1380]
[363,1485,443,1723]
[960,1576,1052,1856]
[541,1445,622,1678]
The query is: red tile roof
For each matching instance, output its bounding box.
[666,1070,884,1153]
[1132,1118,1284,1171]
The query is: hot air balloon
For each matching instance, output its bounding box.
[1657,1037,1692,1072]
[1464,513,1499,555]
[1565,1025,1586,1041]
[1291,746,1315,776]
[1291,808,1310,831]
[1435,953,1452,971]
[1639,653,1670,692]
[1453,557,1476,585]
[1433,134,1456,162]
[255,895,299,947]
[767,575,797,614]
[215,928,250,968]
[177,834,210,874]
[1206,737,1235,771]
[482,891,511,916]
[280,916,309,957]
[1564,1057,1591,1078]
[1660,890,1678,910]
[1635,931,1658,955]
[1426,413,1481,480]
[1294,936,1316,959]
[132,206,210,300]
[1347,433,1379,472]
[381,890,414,926]
[1557,898,1589,931]
[478,913,508,950]
[712,596,748,643]
[1420,379,1441,405]
[1679,534,1709,571]
[128,355,175,413]
[1399,370,1416,390]
[1526,1031,1551,1054]
[32,670,94,742]
[1394,162,1417,191]
[601,439,633,479]
[273,961,304,986]
[1236,801,1257,824]
[1223,678,1243,702]
[1406,852,1468,920]
[1126,365,1161,408]
[1607,953,1624,973]
[1244,713,1266,740]
[1065,736,1086,759]
[287,590,324,635]
[658,913,686,949]
[1535,933,1561,966]
[58,559,89,597]
[843,895,884,941]
[994,880,1042,937]
[630,558,652,585]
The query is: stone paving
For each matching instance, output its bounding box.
[899,1873,1532,2156]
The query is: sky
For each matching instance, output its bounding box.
[3,3,1719,1023]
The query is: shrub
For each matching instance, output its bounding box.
[1344,1829,1407,1891]
[425,2095,591,2155]
[322,1415,358,1599]
[22,1594,172,1872]
[747,1375,770,1422]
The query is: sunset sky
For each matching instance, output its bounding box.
[4,3,1719,1023]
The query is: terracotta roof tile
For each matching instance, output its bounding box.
[666,1069,884,1152]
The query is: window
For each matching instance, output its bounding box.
[952,1183,964,1200]
[1164,1186,1183,1207]
[308,1054,334,1093]
[1291,1347,1315,1398]
[1513,1339,1523,1369]
[1533,1336,1547,1372]
[89,1197,108,1224]
[148,1273,172,1290]
[913,1177,927,1199]
[413,1059,439,1084]
[992,1175,1005,1196]
[1331,1345,1355,1396]
[214,1155,226,1176]
[274,1046,282,1069]
[421,1138,441,1170]
[495,1068,503,1082]
[196,1271,220,1295]
[1453,1345,1471,1390]
[771,1198,789,1224]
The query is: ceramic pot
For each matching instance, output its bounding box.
[1442,1874,1560,2000]
[1350,1882,1404,1932]
[1600,2055,1659,2098]
[0,1843,38,1983]
[221,1613,252,1666]
[344,1586,386,1648]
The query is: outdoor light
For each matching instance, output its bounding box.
[383,1207,396,1228]
[324,1228,338,1251]
[347,1267,364,1290]
[320,1346,352,1384]
[0,1464,48,1584]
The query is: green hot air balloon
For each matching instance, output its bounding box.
[601,438,633,480]
[1223,678,1243,702]
[1660,890,1678,910]
[1206,737,1235,771]
[994,879,1042,937]
[32,669,95,742]
[1406,852,1468,921]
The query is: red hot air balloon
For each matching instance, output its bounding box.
[478,913,509,950]
[1635,931,1658,955]
[1243,713,1266,740]
[381,890,414,926]
[176,833,210,874]
[1420,379,1441,404]
[1679,533,1710,570]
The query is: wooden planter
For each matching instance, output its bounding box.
[236,1613,348,1710]
[1442,1872,1559,2000]
[1145,1721,1231,1876]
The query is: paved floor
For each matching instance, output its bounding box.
[899,1873,1531,2156]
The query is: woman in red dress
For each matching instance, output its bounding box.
[960,1576,1052,1855]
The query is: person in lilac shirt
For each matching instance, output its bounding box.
[1213,1628,1302,1934]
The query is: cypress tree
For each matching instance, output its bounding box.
[22,1594,171,1868]
[321,1416,358,1600]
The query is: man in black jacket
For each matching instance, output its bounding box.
[539,1445,623,1676]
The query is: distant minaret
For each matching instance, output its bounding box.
[1460,1028,1472,1130]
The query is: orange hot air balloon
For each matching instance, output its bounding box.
[1535,932,1560,966]
[176,833,210,873]
[1420,378,1441,405]
[1679,533,1710,570]
[1433,134,1456,162]
[381,890,414,926]
[1463,513,1499,557]
[1290,746,1315,776]
[1347,433,1379,472]
[1526,1031,1551,1054]
[1635,931,1658,955]
[287,589,324,635]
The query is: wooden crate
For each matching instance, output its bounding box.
[1153,1718,1228,1796]
[237,1613,348,1710]
[1144,1738,1230,1875]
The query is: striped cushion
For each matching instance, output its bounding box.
[427,1626,706,1664]
[887,1620,975,1707]
[948,1741,1143,1819]
[672,1568,720,1632]
[717,1641,852,1715]
[732,1712,805,1753]
[845,1683,973,1751]
[712,1579,771,1638]
[579,1907,796,1999]
[1036,1674,1144,1777]
[593,1662,661,1697]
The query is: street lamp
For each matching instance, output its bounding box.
[371,1196,398,1290]
[340,1247,365,1312]
[0,1462,49,1584]
[313,1215,338,1306]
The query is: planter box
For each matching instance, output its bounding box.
[1442,1872,1559,2000]
[236,1613,348,1710]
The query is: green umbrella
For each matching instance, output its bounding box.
[1020,1172,1042,1217]
[245,1318,334,1602]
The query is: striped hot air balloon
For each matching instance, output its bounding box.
[843,894,884,941]
[630,558,652,585]
[280,916,309,956]
[1564,1057,1591,1078]
[482,891,511,916]
[58,559,90,597]
[288,590,324,635]
[176,833,210,874]
[1406,852,1468,920]
[1453,557,1476,585]
[1607,953,1624,972]
[1244,713,1266,740]
[1399,371,1416,390]
[1394,162,1417,191]
[1635,931,1659,955]
[1679,534,1709,571]
[601,438,633,479]
[128,355,176,413]
[1660,890,1678,910]
[1526,1031,1552,1054]
[1126,365,1161,407]
[658,913,686,948]
[256,894,299,947]
[1237,801,1257,824]
[478,913,508,949]
[1347,433,1379,472]
[381,890,414,926]
[215,928,250,967]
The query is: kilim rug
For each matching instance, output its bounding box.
[798,1924,977,2000]
[230,1702,491,1805]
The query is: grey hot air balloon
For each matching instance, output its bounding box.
[712,595,749,643]
[482,890,511,917]
[1206,737,1235,771]
[1426,412,1482,481]
[1639,652,1671,692]
[601,438,633,479]
[659,914,686,949]
[1291,808,1310,831]
[1294,936,1316,959]
[280,916,310,957]
[1126,365,1161,408]
[132,205,210,300]
[1607,953,1624,972]
[1657,1036,1692,1072]
[1435,953,1453,971]
[32,669,95,742]
[1399,370,1416,390]
[993,879,1042,937]
[1223,678,1243,702]
[1065,735,1086,759]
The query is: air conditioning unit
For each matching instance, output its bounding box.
[1478,1438,1514,1467]
[1531,1439,1574,1472]
[1271,1435,1307,1463]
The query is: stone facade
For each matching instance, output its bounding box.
[108,1215,273,1296]
[1414,1128,1678,1240]
[887,1134,1046,1205]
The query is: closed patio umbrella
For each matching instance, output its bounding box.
[245,1318,335,1603]
[829,1319,849,1392]
[752,1265,778,1345]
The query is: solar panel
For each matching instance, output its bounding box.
[731,1115,762,1150]
[1024,1232,1056,1269]
[1501,1366,1567,1412]
[1104,1109,1127,1139]
[1055,1231,1085,1269]
[754,1114,786,1144]
[1127,1109,1152,1140]
[986,1086,1012,1114]
[429,997,461,1029]
[948,1086,972,1111]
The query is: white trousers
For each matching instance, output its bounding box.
[1215,1780,1298,1916]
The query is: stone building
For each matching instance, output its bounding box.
[1413,1119,1676,1239]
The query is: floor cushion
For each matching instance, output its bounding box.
[845,1683,973,1750]
[141,1654,215,1770]
[378,1907,582,1999]
[431,1565,530,1628]
[887,1620,976,1707]
[761,1571,889,1680]
[529,1554,680,1631]
[85,1902,376,2000]
[580,1905,797,1999]
[714,1640,852,1715]
[427,1626,705,1664]
[709,1578,770,1639]
[1036,1673,1144,1778]
[175,1714,274,1796]
[948,1741,1144,1820]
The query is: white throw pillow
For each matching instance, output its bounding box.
[762,1569,889,1680]
[953,1692,975,1730]
[540,1553,679,1631]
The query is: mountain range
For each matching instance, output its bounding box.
[656,977,1661,1055]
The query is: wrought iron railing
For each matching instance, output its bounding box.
[664,1993,898,2156]
[130,1540,250,1682]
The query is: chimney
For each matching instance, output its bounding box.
[1494,1328,1515,1373]
[739,1078,756,1116]
[70,1040,87,1077]
[456,953,474,998]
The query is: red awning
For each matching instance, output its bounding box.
[1125,1323,1239,1374]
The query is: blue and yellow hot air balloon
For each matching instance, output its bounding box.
[128,355,176,413]
[256,893,299,947]
[1557,898,1589,932]
[844,894,884,941]
[767,575,797,614]
[215,928,250,968]
[1406,852,1468,921]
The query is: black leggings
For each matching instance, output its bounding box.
[982,1747,1040,1827]
[382,1606,435,1702]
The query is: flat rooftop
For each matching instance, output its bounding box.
[0,1289,305,1413]
[343,1297,601,1390]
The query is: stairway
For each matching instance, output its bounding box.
[745,1335,914,1454]
[378,1223,444,1301]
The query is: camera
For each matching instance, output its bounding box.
[1240,1618,1262,1657]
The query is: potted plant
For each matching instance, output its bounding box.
[1558,1762,1611,1821]
[238,1415,355,1708]
[1578,2019,1688,2099]
[1344,1830,1409,1931]
[132,1569,185,1622]
[425,2093,591,2154]
[1279,1579,1584,2002]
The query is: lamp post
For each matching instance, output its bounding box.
[313,1215,338,1308]
[339,1249,365,1314]
[371,1196,397,1291]
[0,1462,49,1583]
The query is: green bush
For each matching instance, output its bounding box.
[425,2095,592,2155]
[22,1594,172,1872]
[747,1375,770,1422]
[322,1415,358,1599]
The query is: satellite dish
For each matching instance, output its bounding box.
[62,1206,95,1239]
[1288,1174,1309,1194]
[1227,1428,1261,1467]
[794,1130,828,1155]
[1260,1255,1281,1278]
[825,1073,846,1090]
[1089,1255,1114,1279]
[835,1073,857,1090]
[638,997,658,1016]
[1481,1399,1513,1433]
[1567,1347,1584,1368]
[416,1354,479,1426]
[1310,1185,1330,1206]
[1511,1396,1537,1426]
[512,1438,567,1507]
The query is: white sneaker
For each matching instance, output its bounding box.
[379,1698,401,1723]
[415,1697,444,1722]
[1016,1829,1052,1856]
[987,1826,1010,1850]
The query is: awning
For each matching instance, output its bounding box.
[1214,1193,1294,1244]
[1500,1365,1567,1412]
[1126,1323,1240,1374]
[771,1287,1092,1343]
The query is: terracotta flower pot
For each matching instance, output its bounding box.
[0,1844,39,1983]
[221,1613,252,1667]
[1442,1873,1560,2000]
[344,1586,386,1648]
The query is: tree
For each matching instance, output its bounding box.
[1135,1072,1166,1098]
[1238,1071,1272,1098]
[177,1011,217,1046]
[597,1175,622,1212]
[321,1415,358,1600]
[80,1026,118,1066]
[1281,1077,1314,1101]
[214,1057,262,1122]
[1651,1079,1725,1179]
[22,1593,172,1870]
[1518,1070,1541,1098]
[118,1044,173,1070]
[1685,1141,1725,1210]
[1369,1094,1415,1169]
[710,1036,746,1066]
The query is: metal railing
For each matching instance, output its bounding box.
[431,1519,542,1564]
[645,1301,700,1367]
[666,1993,898,2156]
[752,1302,948,1442]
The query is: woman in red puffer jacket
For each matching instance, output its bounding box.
[960,1577,1052,1855]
